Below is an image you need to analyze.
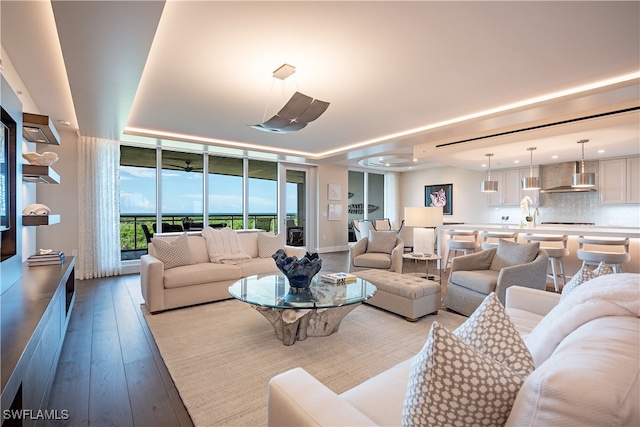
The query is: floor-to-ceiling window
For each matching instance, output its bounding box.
[248,159,278,232]
[120,146,157,259]
[119,146,307,259]
[348,170,385,241]
[161,151,204,231]
[208,155,244,229]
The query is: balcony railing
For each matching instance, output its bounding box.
[120,213,297,260]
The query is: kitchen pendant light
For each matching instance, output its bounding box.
[521,147,540,190]
[481,153,498,192]
[571,139,596,188]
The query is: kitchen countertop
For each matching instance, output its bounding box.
[438,223,640,239]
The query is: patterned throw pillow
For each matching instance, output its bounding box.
[403,322,525,427]
[561,261,613,300]
[453,293,535,377]
[151,232,195,270]
[593,261,614,277]
[258,232,285,258]
[490,239,540,271]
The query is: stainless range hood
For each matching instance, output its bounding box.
[22,113,61,145]
[540,161,597,193]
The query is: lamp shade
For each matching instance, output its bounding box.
[572,172,596,187]
[404,207,444,227]
[481,180,498,192]
[521,176,541,190]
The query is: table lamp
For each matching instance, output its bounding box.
[404,207,444,255]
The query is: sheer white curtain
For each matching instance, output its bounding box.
[77,136,121,279]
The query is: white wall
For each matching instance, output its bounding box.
[401,166,493,224]
[316,163,349,252]
[35,129,78,256]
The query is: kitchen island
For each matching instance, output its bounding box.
[437,223,639,276]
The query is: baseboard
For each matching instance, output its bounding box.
[315,245,350,253]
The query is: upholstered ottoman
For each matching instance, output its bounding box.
[355,269,441,321]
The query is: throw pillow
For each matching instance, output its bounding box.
[490,239,540,271]
[258,232,285,258]
[593,260,614,277]
[201,227,251,264]
[561,261,613,300]
[453,293,535,378]
[366,231,397,253]
[151,232,195,270]
[403,322,525,427]
[560,265,596,300]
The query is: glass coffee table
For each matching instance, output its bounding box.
[229,273,377,345]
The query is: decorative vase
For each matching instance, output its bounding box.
[272,249,322,289]
[526,220,534,229]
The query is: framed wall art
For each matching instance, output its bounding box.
[328,183,341,201]
[328,204,342,221]
[425,183,453,215]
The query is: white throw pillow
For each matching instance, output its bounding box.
[258,232,285,258]
[151,232,195,270]
[403,322,525,427]
[201,227,251,264]
[453,293,535,378]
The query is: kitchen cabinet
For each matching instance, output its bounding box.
[599,157,639,204]
[627,157,640,203]
[487,168,533,206]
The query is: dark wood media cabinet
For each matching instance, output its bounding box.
[1,257,75,426]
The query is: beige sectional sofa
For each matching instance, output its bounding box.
[267,273,639,426]
[140,230,306,313]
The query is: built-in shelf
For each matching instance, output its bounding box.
[22,214,60,226]
[22,112,61,145]
[22,164,61,184]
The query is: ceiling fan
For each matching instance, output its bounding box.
[165,159,201,172]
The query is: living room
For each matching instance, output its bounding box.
[1,1,639,426]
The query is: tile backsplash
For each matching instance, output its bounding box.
[537,160,639,227]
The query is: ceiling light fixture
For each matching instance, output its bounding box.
[522,147,541,190]
[249,64,330,134]
[572,139,596,188]
[481,153,498,192]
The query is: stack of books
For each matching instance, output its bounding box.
[27,251,65,266]
[320,272,357,283]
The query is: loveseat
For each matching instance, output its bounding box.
[267,273,640,426]
[140,229,306,313]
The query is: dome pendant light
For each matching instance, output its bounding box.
[572,139,596,188]
[481,153,498,192]
[521,147,540,190]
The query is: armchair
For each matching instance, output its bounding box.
[444,240,548,316]
[349,231,404,273]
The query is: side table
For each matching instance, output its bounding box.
[402,253,442,284]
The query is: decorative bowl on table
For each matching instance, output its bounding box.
[272,249,322,290]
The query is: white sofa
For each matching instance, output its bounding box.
[140,230,306,313]
[267,274,640,426]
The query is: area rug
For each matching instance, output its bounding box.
[143,300,466,426]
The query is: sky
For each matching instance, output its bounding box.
[119,166,297,215]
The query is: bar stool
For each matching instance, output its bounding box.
[577,236,631,273]
[444,230,480,271]
[480,231,518,250]
[522,234,569,292]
